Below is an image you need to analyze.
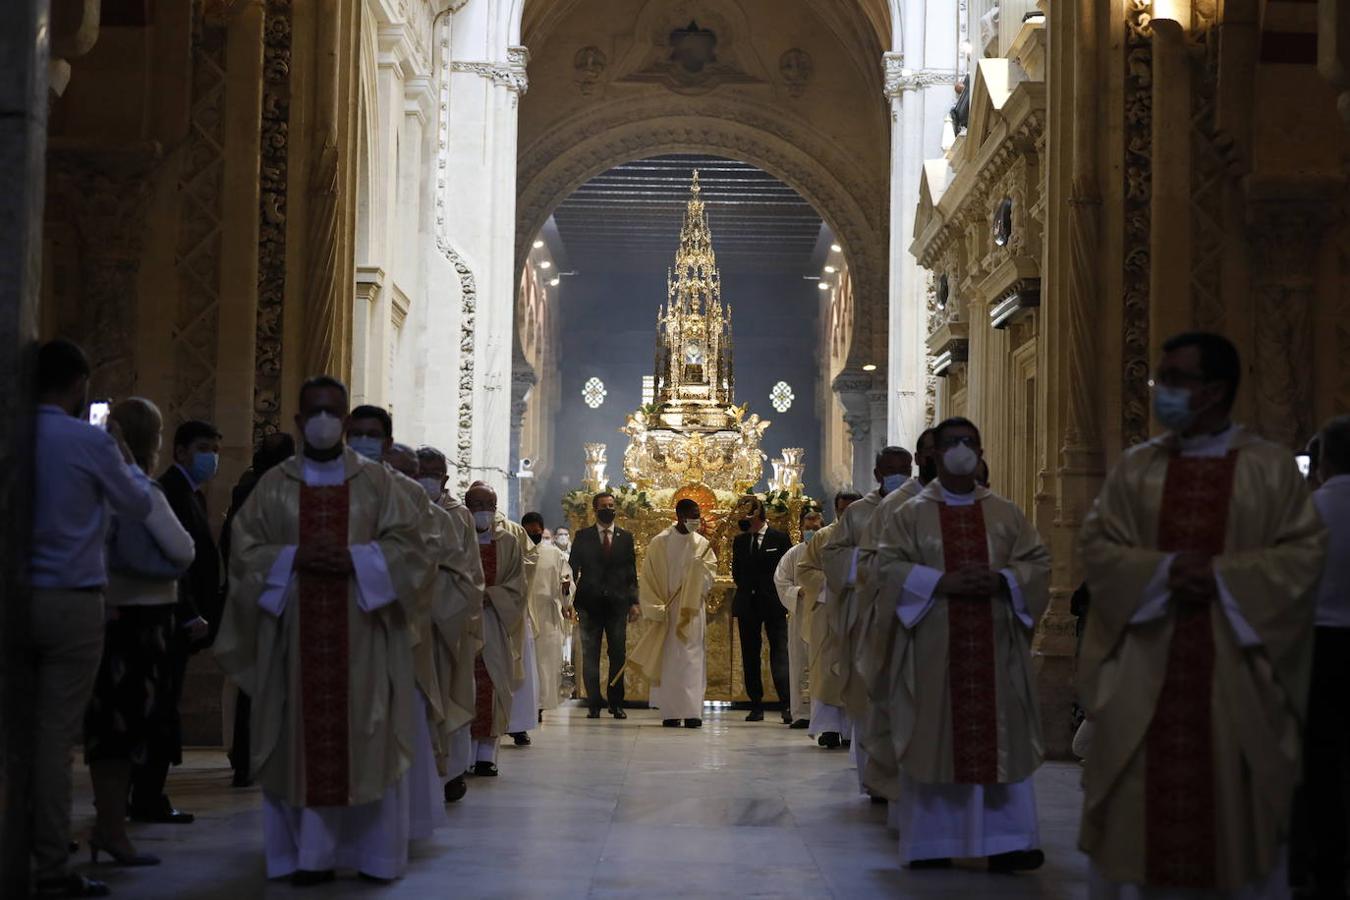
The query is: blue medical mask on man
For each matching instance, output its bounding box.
[880,473,906,495]
[348,435,384,462]
[1152,383,1198,433]
[188,451,219,484]
[802,528,817,543]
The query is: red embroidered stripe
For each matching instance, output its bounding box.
[1144,452,1238,888]
[938,502,999,784]
[298,484,351,807]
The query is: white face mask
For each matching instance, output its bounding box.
[682,518,701,534]
[942,443,980,477]
[555,534,570,549]
[418,477,443,500]
[303,412,344,451]
[473,510,494,532]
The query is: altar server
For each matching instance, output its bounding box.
[521,511,573,721]
[797,493,860,747]
[627,499,718,728]
[872,416,1050,872]
[1078,332,1325,898]
[465,483,527,776]
[215,376,431,885]
[774,507,826,728]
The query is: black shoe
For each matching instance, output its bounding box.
[509,731,531,746]
[907,858,952,870]
[781,710,794,725]
[538,709,544,724]
[819,732,842,749]
[662,719,681,727]
[684,718,702,728]
[789,719,810,730]
[472,762,499,777]
[291,869,336,887]
[34,874,111,897]
[128,805,194,824]
[358,871,394,884]
[88,836,160,867]
[610,707,627,719]
[988,849,1045,873]
[745,708,764,722]
[586,708,601,719]
[443,775,467,802]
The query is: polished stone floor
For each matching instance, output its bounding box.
[69,704,1089,898]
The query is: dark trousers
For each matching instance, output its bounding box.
[130,630,187,812]
[579,606,628,711]
[228,691,251,780]
[737,612,790,708]
[1293,627,1350,893]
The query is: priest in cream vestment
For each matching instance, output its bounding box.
[522,512,573,716]
[414,446,484,802]
[464,484,526,775]
[627,499,717,726]
[1078,333,1326,898]
[774,507,826,728]
[871,418,1050,872]
[796,493,860,746]
[496,509,539,741]
[215,377,431,884]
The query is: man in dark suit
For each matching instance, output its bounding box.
[731,496,793,722]
[568,491,639,719]
[132,419,223,823]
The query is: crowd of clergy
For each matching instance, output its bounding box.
[22,329,1350,898]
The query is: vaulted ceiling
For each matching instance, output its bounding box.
[549,153,827,276]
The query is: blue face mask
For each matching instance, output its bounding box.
[881,473,906,495]
[802,529,816,544]
[189,451,218,484]
[1152,384,1197,433]
[349,435,384,462]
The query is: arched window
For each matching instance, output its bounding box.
[582,377,607,409]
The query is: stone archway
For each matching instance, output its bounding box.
[514,98,889,373]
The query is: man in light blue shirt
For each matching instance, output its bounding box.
[28,339,153,898]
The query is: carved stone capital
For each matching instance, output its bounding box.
[452,46,530,97]
[883,52,959,99]
[842,411,871,444]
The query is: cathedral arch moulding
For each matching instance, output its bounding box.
[514,100,889,376]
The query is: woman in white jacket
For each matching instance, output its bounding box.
[82,398,195,867]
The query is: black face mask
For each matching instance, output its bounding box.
[738,518,751,532]
[596,508,617,525]
[527,532,542,545]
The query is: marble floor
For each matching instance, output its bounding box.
[68,704,1090,898]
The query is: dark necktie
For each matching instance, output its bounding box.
[602,529,612,557]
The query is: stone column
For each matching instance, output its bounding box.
[0,0,49,885]
[1148,18,1193,348]
[506,364,535,520]
[1318,0,1350,127]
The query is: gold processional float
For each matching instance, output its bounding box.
[564,172,817,704]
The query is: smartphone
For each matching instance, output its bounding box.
[88,400,111,430]
[1295,452,1311,479]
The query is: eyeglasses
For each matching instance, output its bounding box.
[936,435,979,449]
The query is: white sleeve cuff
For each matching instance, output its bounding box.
[1215,570,1262,648]
[1129,554,1175,625]
[258,546,297,617]
[897,565,943,628]
[999,567,1034,630]
[350,542,398,612]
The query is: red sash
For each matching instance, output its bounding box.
[471,541,498,740]
[938,502,999,784]
[1144,452,1239,888]
[297,484,351,806]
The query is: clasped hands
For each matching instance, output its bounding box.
[1168,552,1217,603]
[295,535,354,576]
[936,565,1005,598]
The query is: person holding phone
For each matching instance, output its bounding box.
[29,339,155,898]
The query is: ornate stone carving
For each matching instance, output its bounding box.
[883,52,959,98]
[1120,0,1153,449]
[171,5,228,426]
[451,45,529,102]
[1187,29,1226,334]
[573,45,607,95]
[778,48,812,98]
[253,0,291,444]
[618,14,761,95]
[302,138,340,379]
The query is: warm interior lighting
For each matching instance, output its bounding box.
[823,265,836,274]
[1151,0,1189,25]
[540,260,552,269]
[829,243,842,253]
[549,277,560,286]
[817,282,830,291]
[532,239,544,249]
[862,363,877,372]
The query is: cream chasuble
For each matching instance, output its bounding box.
[528,541,573,712]
[473,528,527,739]
[627,525,717,720]
[774,540,813,723]
[1078,426,1325,895]
[822,493,888,720]
[797,523,845,712]
[215,450,431,879]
